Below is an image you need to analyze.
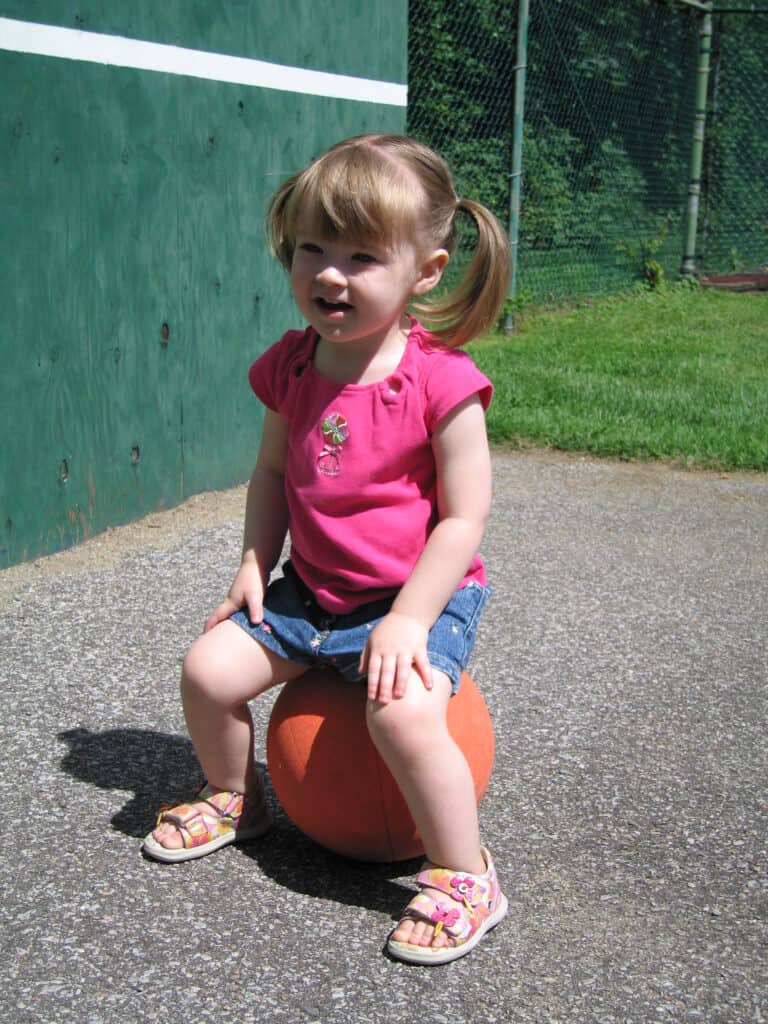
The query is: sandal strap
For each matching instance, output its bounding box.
[399,891,468,941]
[196,783,245,822]
[154,805,222,847]
[405,848,504,943]
[153,772,269,849]
[154,785,248,849]
[416,856,496,909]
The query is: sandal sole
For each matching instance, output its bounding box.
[387,892,508,965]
[141,811,272,863]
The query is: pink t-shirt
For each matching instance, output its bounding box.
[248,320,493,613]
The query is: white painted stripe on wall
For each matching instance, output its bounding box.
[0,17,408,106]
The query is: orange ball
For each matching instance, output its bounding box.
[266,667,494,862]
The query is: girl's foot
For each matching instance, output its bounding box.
[387,848,508,965]
[389,884,459,951]
[142,779,271,863]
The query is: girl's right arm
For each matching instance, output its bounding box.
[204,409,290,632]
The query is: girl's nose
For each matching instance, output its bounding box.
[315,263,347,287]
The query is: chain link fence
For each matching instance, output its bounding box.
[702,8,768,275]
[406,0,518,301]
[407,0,768,307]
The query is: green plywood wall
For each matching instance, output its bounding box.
[1,3,407,566]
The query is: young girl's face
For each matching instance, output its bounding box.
[290,222,442,348]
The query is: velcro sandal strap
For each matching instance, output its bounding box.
[416,864,492,910]
[154,787,246,849]
[156,802,197,828]
[399,892,467,941]
[156,805,213,847]
[390,849,505,960]
[197,784,244,823]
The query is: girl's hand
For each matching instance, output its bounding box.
[360,612,433,704]
[203,558,266,633]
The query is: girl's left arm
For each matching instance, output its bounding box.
[360,393,492,704]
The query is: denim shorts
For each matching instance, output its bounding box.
[230,562,490,693]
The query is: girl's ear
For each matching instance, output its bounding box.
[412,248,450,296]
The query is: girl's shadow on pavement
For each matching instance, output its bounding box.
[58,726,201,837]
[57,725,417,920]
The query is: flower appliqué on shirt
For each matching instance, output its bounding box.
[317,412,349,477]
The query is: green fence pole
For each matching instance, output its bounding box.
[680,8,713,278]
[506,0,530,331]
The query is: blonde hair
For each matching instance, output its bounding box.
[267,134,511,347]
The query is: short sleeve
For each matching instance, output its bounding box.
[422,347,494,434]
[247,328,314,417]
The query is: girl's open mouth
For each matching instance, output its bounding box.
[315,297,352,313]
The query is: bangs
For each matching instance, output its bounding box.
[282,146,424,253]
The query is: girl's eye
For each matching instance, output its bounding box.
[352,252,377,263]
[298,242,323,254]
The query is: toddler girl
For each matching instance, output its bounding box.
[143,133,511,965]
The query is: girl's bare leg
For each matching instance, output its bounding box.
[152,620,305,851]
[365,671,486,950]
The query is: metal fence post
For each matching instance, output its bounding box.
[680,6,713,278]
[506,0,530,330]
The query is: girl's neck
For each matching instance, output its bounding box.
[312,316,412,385]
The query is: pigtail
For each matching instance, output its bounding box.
[413,198,511,349]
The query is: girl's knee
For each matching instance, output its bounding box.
[180,637,219,700]
[180,629,244,705]
[180,621,296,706]
[365,674,451,751]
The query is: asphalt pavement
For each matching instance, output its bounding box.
[2,450,766,1024]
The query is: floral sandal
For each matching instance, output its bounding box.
[387,847,508,965]
[141,778,271,863]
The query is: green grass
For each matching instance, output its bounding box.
[469,286,768,472]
